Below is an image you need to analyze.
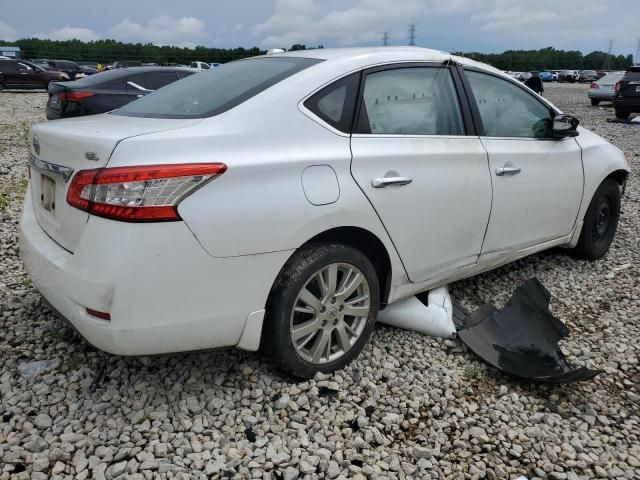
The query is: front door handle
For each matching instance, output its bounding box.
[372,176,413,188]
[495,163,521,176]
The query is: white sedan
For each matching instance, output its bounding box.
[20,47,629,378]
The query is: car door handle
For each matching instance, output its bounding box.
[371,177,413,188]
[495,164,521,176]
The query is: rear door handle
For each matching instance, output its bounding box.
[495,164,521,176]
[371,177,413,188]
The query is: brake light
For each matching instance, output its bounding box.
[615,81,621,93]
[590,82,598,89]
[67,163,226,222]
[59,91,95,102]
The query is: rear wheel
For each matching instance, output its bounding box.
[615,108,630,120]
[262,242,379,378]
[590,98,600,106]
[570,178,621,260]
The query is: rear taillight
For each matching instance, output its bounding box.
[590,82,598,89]
[59,91,95,102]
[67,163,226,222]
[615,81,621,93]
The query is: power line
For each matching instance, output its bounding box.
[382,32,390,47]
[408,24,417,46]
[604,39,614,70]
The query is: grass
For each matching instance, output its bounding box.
[463,363,484,380]
[0,177,30,213]
[20,278,32,288]
[46,327,76,344]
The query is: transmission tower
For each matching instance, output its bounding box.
[408,24,417,46]
[604,39,614,70]
[382,31,390,47]
[635,37,640,65]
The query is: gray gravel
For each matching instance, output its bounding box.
[0,83,638,480]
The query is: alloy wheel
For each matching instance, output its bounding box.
[290,262,371,365]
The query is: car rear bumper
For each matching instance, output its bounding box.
[613,97,640,110]
[588,90,615,100]
[19,188,291,355]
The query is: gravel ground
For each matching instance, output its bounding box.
[0,83,638,480]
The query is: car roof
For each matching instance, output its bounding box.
[266,46,505,76]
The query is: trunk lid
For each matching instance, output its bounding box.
[29,113,201,252]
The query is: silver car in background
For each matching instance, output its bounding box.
[588,72,625,106]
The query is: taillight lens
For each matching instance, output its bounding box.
[590,82,598,89]
[67,163,226,222]
[59,91,95,102]
[615,81,621,93]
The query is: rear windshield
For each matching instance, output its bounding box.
[64,69,127,86]
[114,57,321,119]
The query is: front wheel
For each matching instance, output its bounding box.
[262,242,380,378]
[570,178,621,260]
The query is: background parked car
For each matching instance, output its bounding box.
[578,70,599,83]
[613,65,640,119]
[518,72,533,82]
[40,60,82,80]
[46,66,194,119]
[189,61,212,71]
[113,60,143,69]
[0,59,68,90]
[558,70,579,83]
[539,71,553,82]
[588,71,625,105]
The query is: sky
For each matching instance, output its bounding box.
[1,0,638,57]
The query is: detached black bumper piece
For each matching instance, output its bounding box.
[454,278,602,384]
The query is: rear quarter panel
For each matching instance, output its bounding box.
[107,88,407,284]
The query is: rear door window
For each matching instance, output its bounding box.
[355,67,464,136]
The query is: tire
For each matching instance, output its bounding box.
[590,98,600,106]
[615,108,630,120]
[0,82,4,92]
[262,242,380,378]
[570,178,621,260]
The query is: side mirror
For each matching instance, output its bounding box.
[553,114,579,138]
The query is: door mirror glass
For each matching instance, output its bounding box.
[553,114,579,138]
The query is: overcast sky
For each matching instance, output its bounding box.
[1,0,638,56]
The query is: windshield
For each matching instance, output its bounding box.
[114,57,321,119]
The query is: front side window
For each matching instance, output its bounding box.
[465,70,553,139]
[114,57,321,119]
[355,67,464,136]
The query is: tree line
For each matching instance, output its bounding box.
[2,38,263,64]
[455,47,634,71]
[0,39,634,71]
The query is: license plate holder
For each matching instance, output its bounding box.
[41,174,56,213]
[49,94,60,106]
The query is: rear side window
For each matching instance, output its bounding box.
[304,73,359,133]
[144,72,179,90]
[355,67,464,136]
[114,57,321,119]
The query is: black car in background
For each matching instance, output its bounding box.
[578,70,599,83]
[46,67,194,119]
[613,66,640,120]
[41,60,82,80]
